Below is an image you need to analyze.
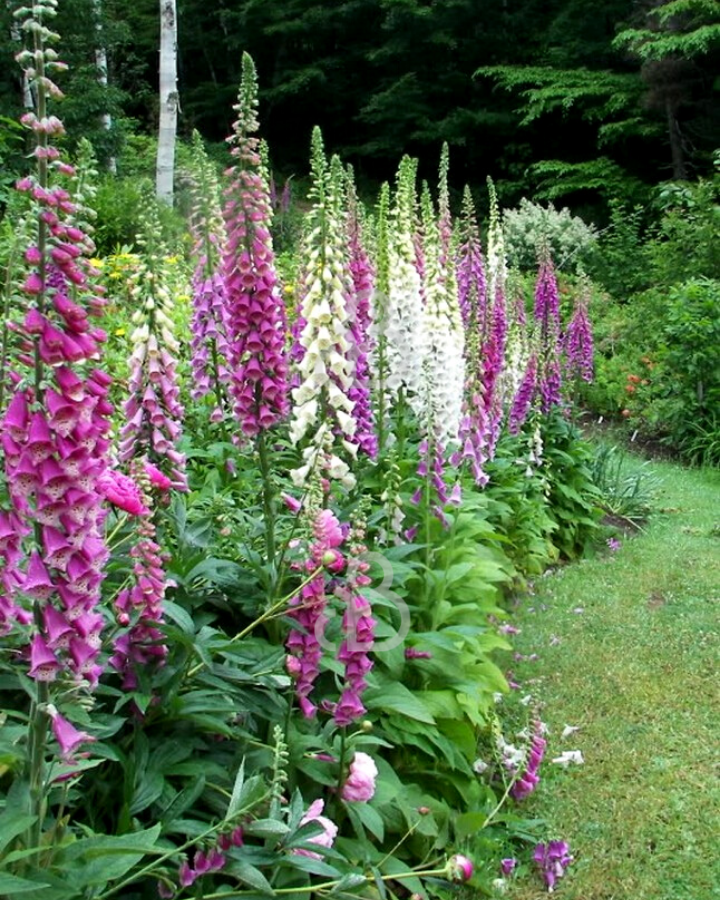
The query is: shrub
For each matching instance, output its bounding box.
[503,198,597,271]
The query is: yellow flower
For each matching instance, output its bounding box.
[164,255,179,265]
[114,327,126,336]
[283,284,294,294]
[89,258,104,268]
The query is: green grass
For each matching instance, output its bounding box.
[504,459,720,900]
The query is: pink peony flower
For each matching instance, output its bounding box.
[99,469,149,516]
[295,799,338,859]
[341,751,378,802]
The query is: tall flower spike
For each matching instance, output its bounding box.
[533,250,562,413]
[369,181,391,454]
[187,130,231,412]
[345,166,377,458]
[486,177,507,305]
[286,507,346,718]
[223,53,288,438]
[289,131,356,490]
[117,204,187,490]
[453,186,495,484]
[1,0,112,687]
[456,185,488,344]
[564,275,594,384]
[419,157,465,493]
[109,464,169,688]
[333,521,375,726]
[383,156,427,416]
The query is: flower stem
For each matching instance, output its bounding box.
[256,426,276,587]
[186,567,323,678]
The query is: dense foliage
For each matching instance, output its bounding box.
[0,0,718,211]
[0,11,608,899]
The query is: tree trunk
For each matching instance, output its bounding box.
[93,0,116,173]
[156,0,178,204]
[8,3,34,110]
[666,97,687,181]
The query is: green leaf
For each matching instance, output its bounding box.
[348,802,384,841]
[161,776,206,827]
[163,600,196,633]
[227,759,246,819]
[225,860,276,894]
[244,818,291,839]
[363,684,435,724]
[0,809,36,855]
[0,873,52,895]
[331,874,368,893]
[454,810,488,839]
[59,825,162,888]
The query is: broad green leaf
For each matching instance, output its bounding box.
[59,825,161,888]
[227,759,246,819]
[363,684,435,724]
[163,600,195,633]
[349,802,384,841]
[455,810,488,839]
[244,818,291,839]
[0,809,36,855]
[225,860,275,894]
[0,873,51,894]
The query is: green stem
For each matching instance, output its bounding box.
[186,567,323,678]
[256,427,276,588]
[26,685,50,852]
[202,867,451,900]
[94,793,271,900]
[423,431,433,610]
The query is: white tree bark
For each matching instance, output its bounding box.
[92,0,116,173]
[8,2,34,110]
[156,0,178,204]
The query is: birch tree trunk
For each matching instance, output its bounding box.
[156,0,178,204]
[92,0,116,173]
[8,1,34,110]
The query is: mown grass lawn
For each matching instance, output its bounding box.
[505,459,720,900]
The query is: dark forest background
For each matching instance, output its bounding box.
[1,0,719,218]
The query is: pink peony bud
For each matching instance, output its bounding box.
[447,854,474,883]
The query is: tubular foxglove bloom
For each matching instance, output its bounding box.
[222,54,288,438]
[1,3,112,687]
[383,156,427,414]
[286,508,346,718]
[533,252,562,412]
[456,185,488,344]
[508,353,538,435]
[486,178,507,305]
[345,168,377,458]
[564,279,594,383]
[511,720,547,801]
[333,521,375,726]
[109,467,169,688]
[533,841,573,891]
[416,172,464,511]
[289,132,356,488]
[423,145,465,450]
[117,217,187,491]
[187,132,231,412]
